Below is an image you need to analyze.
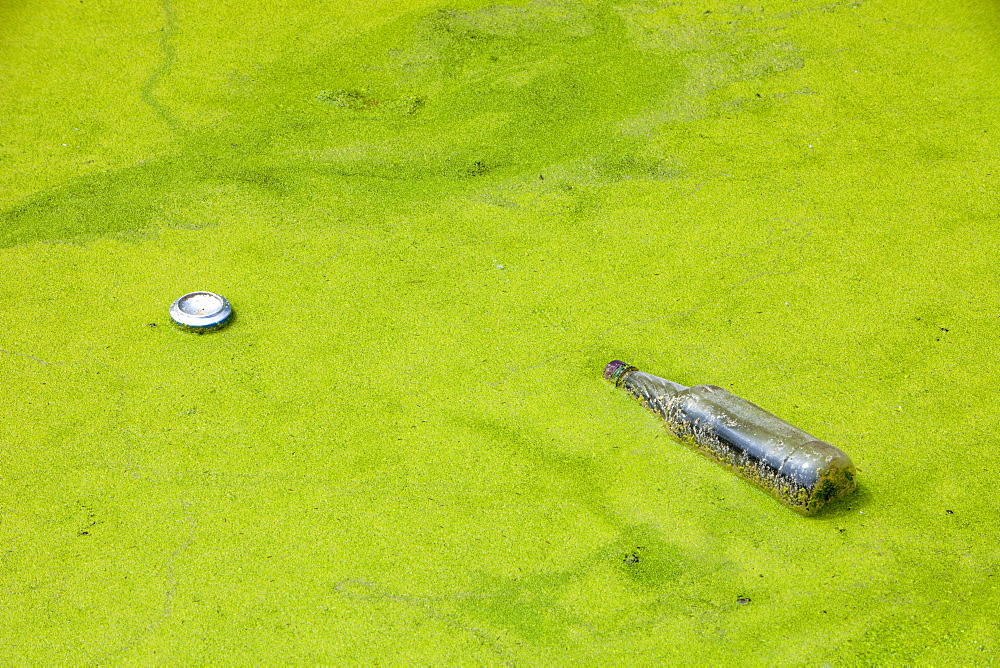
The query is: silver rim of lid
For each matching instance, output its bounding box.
[169,291,232,329]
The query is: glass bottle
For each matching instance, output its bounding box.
[604,360,856,515]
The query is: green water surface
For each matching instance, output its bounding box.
[2,0,999,662]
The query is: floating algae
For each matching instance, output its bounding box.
[604,361,856,515]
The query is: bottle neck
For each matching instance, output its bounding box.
[604,361,689,394]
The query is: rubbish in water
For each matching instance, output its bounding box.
[604,360,856,515]
[169,291,232,332]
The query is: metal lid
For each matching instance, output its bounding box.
[603,360,637,386]
[169,291,232,331]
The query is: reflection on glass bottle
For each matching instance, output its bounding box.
[604,360,856,515]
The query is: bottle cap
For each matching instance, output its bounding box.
[604,360,627,381]
[604,360,637,385]
[169,291,232,332]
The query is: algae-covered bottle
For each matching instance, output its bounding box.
[604,360,856,515]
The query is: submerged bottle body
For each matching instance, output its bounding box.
[605,361,856,515]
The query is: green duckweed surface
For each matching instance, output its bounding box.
[2,0,999,662]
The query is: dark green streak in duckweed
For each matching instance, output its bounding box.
[460,414,622,525]
[445,415,706,642]
[141,0,182,133]
[1,0,820,248]
[0,154,288,248]
[0,0,701,247]
[274,0,688,181]
[0,162,177,248]
[333,523,706,648]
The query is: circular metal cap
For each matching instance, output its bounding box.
[603,360,627,381]
[169,291,232,332]
[603,360,637,386]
